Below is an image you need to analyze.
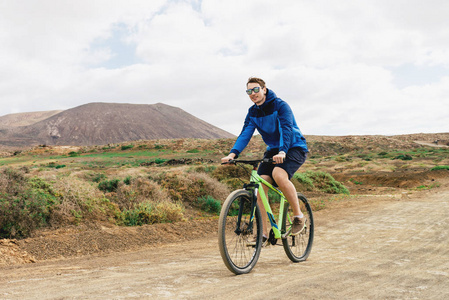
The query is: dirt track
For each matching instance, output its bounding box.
[1,182,449,299]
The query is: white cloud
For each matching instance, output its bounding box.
[1,0,449,137]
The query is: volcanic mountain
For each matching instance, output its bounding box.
[0,102,235,147]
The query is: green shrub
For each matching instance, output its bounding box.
[349,178,363,185]
[123,176,132,185]
[431,165,449,171]
[98,179,120,193]
[0,188,57,238]
[293,171,349,194]
[292,173,315,191]
[154,158,167,164]
[197,195,221,214]
[393,154,413,161]
[0,169,59,238]
[121,144,134,151]
[68,151,79,157]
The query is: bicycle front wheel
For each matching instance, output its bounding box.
[218,189,262,275]
[282,192,314,262]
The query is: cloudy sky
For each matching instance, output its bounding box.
[1,0,448,136]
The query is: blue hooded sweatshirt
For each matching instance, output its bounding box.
[230,89,308,157]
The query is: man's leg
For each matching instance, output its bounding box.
[272,167,305,234]
[272,167,302,215]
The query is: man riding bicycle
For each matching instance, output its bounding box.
[221,77,309,246]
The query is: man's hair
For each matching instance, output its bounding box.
[247,77,265,88]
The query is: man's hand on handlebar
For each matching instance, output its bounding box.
[272,151,286,164]
[221,153,236,164]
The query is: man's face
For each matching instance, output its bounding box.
[247,83,266,106]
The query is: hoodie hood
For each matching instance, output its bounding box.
[257,89,277,108]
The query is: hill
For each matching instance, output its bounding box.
[0,110,62,129]
[0,103,234,147]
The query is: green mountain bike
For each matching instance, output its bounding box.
[218,159,314,275]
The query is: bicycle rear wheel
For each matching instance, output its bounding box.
[282,192,314,262]
[218,189,262,275]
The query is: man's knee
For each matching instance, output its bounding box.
[272,167,288,181]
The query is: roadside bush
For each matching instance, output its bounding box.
[292,172,315,192]
[112,177,184,225]
[0,168,58,238]
[293,171,349,195]
[197,195,221,214]
[114,177,172,211]
[52,177,119,224]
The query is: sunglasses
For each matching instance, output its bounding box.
[246,87,262,95]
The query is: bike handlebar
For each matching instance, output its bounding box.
[221,158,274,166]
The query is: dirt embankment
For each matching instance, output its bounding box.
[1,177,448,299]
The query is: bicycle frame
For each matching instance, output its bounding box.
[245,168,289,240]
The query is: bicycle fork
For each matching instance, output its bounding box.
[234,187,258,236]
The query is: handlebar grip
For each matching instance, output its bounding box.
[262,158,274,163]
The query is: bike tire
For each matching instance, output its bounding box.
[281,192,314,262]
[218,189,263,275]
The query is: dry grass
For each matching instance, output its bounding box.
[114,177,172,210]
[51,177,119,224]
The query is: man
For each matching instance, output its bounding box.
[221,77,308,246]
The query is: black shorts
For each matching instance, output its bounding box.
[257,147,307,185]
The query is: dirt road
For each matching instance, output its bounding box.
[1,184,449,299]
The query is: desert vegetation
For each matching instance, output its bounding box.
[1,134,448,239]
